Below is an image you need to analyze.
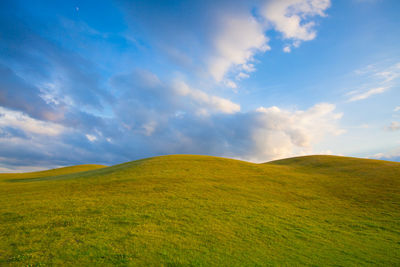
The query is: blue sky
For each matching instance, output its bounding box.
[0,0,399,171]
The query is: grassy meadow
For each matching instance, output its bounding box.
[0,155,399,266]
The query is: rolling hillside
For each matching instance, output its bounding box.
[1,155,399,266]
[0,164,106,180]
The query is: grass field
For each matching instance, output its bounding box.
[0,155,399,266]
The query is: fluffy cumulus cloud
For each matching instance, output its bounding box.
[0,94,343,172]
[0,67,344,169]
[263,0,331,52]
[208,0,331,84]
[247,103,343,162]
[209,13,270,85]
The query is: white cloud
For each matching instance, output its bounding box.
[209,13,269,83]
[109,72,342,164]
[348,87,388,102]
[207,0,331,84]
[236,72,250,80]
[173,80,240,114]
[142,121,157,136]
[372,147,400,161]
[224,79,238,89]
[0,164,53,173]
[373,152,385,159]
[375,62,400,83]
[394,106,400,112]
[0,107,65,136]
[348,62,400,101]
[385,121,400,132]
[283,46,291,53]
[263,0,330,46]
[241,63,256,73]
[85,134,97,142]
[244,103,343,162]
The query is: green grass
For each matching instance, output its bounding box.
[0,155,399,266]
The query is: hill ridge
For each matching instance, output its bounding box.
[3,154,399,177]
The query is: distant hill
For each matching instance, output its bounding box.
[0,164,106,180]
[1,155,399,266]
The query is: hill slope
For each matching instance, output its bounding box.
[0,164,106,180]
[0,155,399,266]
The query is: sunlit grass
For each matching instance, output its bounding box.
[1,155,399,265]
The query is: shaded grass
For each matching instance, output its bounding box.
[0,155,399,266]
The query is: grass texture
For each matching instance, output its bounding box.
[0,155,399,266]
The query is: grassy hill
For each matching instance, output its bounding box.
[0,164,106,180]
[0,155,399,266]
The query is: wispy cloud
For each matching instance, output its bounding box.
[348,86,388,101]
[0,107,65,136]
[347,62,400,101]
[173,80,240,115]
